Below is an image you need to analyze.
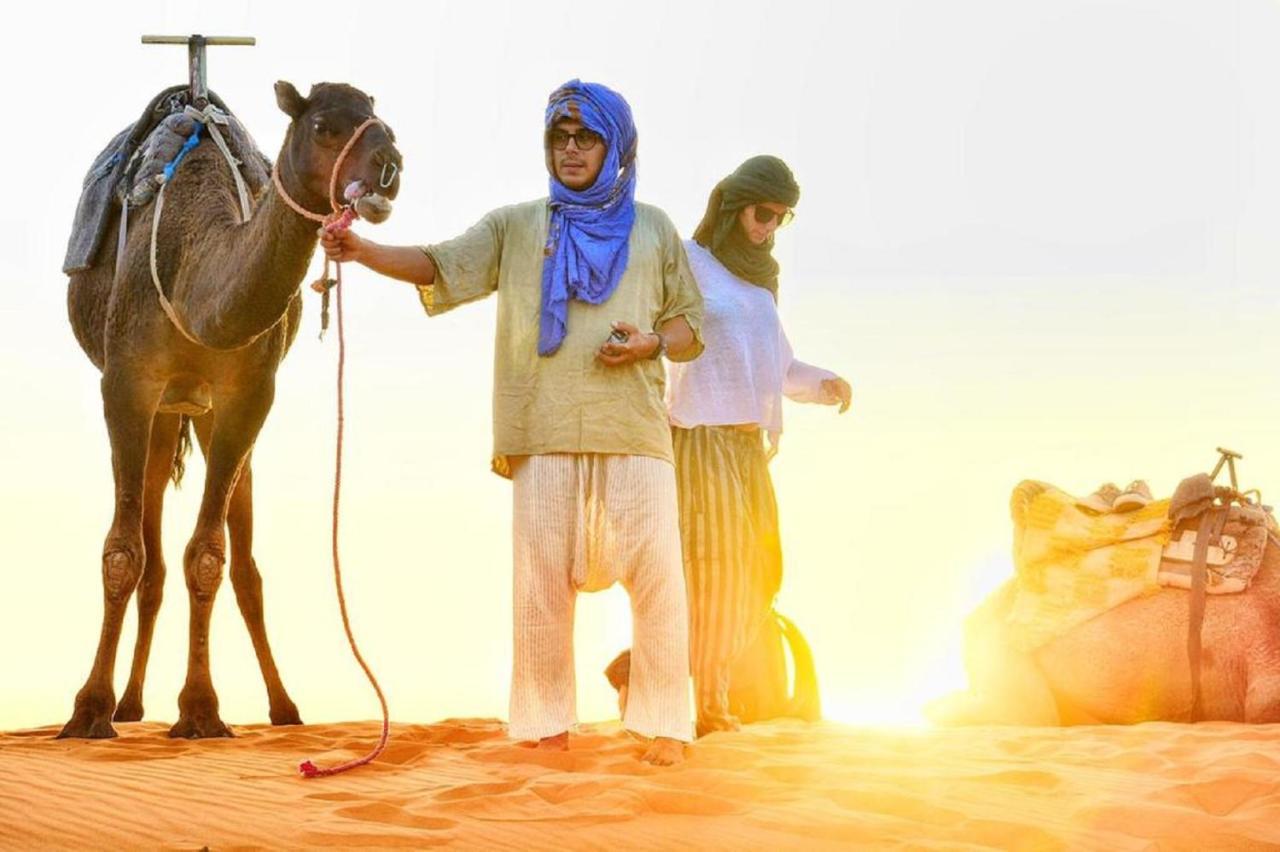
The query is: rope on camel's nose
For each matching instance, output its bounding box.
[298,208,391,779]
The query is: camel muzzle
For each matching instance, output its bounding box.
[340,178,394,225]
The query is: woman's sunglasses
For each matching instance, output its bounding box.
[751,205,795,228]
[546,127,603,151]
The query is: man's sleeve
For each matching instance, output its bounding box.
[417,208,505,316]
[654,226,705,362]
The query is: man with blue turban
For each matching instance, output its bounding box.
[321,80,703,765]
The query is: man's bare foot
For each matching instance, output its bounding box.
[640,736,684,766]
[535,731,569,751]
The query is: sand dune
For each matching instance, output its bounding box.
[3,718,1280,849]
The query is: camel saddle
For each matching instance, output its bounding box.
[1159,474,1275,595]
[1164,473,1278,720]
[63,84,268,274]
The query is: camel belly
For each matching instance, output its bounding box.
[158,374,213,416]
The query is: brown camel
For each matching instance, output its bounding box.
[60,81,402,739]
[928,544,1280,726]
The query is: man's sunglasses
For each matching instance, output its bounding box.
[751,205,795,228]
[546,127,604,151]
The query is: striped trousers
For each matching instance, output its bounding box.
[509,453,692,742]
[672,426,783,734]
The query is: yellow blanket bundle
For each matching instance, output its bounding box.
[1005,481,1172,650]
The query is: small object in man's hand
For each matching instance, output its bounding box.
[608,328,630,345]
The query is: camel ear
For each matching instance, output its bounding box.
[275,81,308,120]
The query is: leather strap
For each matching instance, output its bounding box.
[1187,505,1228,720]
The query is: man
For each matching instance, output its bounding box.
[320,80,702,765]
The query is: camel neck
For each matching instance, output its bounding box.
[179,167,321,350]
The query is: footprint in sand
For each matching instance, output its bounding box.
[1161,778,1279,817]
[826,789,966,827]
[434,780,528,801]
[639,788,742,817]
[529,779,624,805]
[954,818,1060,849]
[966,769,1061,790]
[302,829,452,847]
[306,791,364,803]
[760,764,819,785]
[334,802,458,831]
[73,740,192,762]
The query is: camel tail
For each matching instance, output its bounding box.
[171,415,193,488]
[778,612,822,721]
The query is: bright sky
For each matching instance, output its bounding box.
[4,0,1280,733]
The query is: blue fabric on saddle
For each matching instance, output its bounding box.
[62,85,270,274]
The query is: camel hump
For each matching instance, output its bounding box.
[63,84,269,275]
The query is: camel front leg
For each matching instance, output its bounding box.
[59,372,165,739]
[192,411,302,726]
[115,412,184,722]
[170,384,274,739]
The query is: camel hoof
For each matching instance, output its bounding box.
[113,697,144,723]
[270,702,303,726]
[57,711,118,740]
[169,713,234,739]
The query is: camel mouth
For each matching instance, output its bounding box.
[354,193,392,224]
[341,180,392,224]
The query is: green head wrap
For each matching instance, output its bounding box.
[692,155,800,299]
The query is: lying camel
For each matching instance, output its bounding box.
[928,544,1280,725]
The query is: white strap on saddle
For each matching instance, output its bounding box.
[147,104,257,350]
[1162,529,1237,567]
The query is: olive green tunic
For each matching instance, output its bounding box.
[419,199,704,477]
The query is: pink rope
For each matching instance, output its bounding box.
[271,118,392,779]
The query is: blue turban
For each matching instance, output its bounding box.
[538,79,638,356]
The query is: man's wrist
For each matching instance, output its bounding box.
[646,331,666,360]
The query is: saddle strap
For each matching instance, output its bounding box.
[1187,505,1228,721]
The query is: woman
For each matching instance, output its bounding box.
[667,155,851,736]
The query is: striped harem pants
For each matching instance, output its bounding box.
[672,426,783,732]
[509,453,692,742]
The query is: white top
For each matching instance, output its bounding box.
[666,241,837,442]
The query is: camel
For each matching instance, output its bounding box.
[927,543,1280,726]
[60,81,402,739]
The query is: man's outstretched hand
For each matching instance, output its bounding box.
[319,227,365,264]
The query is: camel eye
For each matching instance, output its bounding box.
[312,119,335,136]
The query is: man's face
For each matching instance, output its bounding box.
[548,119,607,191]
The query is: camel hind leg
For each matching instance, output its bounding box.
[114,413,185,722]
[191,414,301,727]
[58,371,165,738]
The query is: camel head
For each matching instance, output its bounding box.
[274,81,402,223]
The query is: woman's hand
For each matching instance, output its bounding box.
[319,227,365,264]
[822,377,852,413]
[597,321,659,367]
